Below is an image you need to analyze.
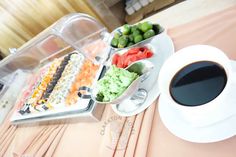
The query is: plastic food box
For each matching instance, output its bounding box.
[0,13,112,124]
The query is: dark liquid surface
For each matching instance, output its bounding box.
[170,61,227,106]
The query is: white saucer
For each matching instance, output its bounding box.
[159,60,236,143]
[112,33,174,117]
[159,91,236,143]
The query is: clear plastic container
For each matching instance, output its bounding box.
[0,13,110,123]
[0,13,110,80]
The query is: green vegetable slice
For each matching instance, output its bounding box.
[143,29,155,39]
[122,24,131,35]
[118,36,128,48]
[111,38,118,47]
[140,21,153,33]
[134,35,143,43]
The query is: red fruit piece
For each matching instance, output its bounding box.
[127,48,139,55]
[112,46,154,68]
[112,54,120,65]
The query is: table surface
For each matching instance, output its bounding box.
[1,0,236,124]
[2,0,236,156]
[145,0,236,28]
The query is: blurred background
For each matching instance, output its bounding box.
[0,0,184,58]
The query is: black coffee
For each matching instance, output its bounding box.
[170,61,227,106]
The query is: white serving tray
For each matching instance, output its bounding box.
[111,33,174,116]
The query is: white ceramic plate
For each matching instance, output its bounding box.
[159,60,236,143]
[159,93,236,143]
[111,33,174,117]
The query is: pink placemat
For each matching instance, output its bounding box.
[1,103,156,157]
[147,5,236,157]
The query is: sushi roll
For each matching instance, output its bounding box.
[47,53,84,107]
[65,59,99,105]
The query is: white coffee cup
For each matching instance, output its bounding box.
[158,45,236,127]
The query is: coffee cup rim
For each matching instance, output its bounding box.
[158,45,232,110]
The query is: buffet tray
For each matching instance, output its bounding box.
[10,52,106,124]
[11,100,105,124]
